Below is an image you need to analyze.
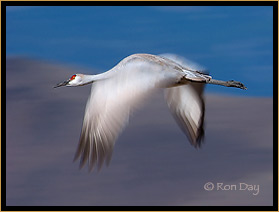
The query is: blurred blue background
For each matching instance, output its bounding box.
[6,6,273,96]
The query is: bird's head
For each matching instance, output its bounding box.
[54,74,84,88]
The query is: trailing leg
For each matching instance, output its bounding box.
[206,78,247,90]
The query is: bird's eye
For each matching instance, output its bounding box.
[70,75,76,81]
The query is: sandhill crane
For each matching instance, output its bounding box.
[54,53,246,171]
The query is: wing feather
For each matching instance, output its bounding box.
[165,83,205,147]
[74,58,185,171]
[161,54,205,147]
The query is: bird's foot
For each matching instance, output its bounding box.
[227,80,247,90]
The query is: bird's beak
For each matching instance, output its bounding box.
[53,79,70,88]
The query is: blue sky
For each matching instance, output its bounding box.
[6,6,273,96]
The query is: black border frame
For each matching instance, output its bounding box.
[1,1,278,211]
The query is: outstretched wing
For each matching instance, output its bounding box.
[74,55,185,171]
[162,54,206,147]
[165,83,205,147]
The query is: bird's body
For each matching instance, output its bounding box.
[55,53,246,171]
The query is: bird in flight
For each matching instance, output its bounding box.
[54,53,246,171]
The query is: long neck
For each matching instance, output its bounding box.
[81,70,114,85]
[78,74,97,86]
